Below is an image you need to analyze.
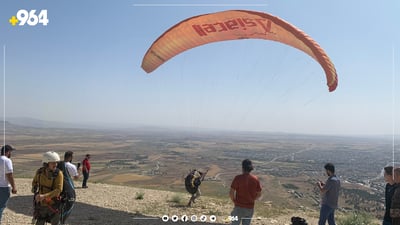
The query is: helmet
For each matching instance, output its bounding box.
[42,151,60,163]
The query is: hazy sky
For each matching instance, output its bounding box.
[1,0,399,136]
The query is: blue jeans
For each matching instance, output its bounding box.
[231,206,254,225]
[318,204,336,225]
[383,220,392,225]
[82,171,89,187]
[0,187,10,224]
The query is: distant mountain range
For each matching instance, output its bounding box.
[1,117,398,140]
[4,117,86,129]
[0,117,218,134]
[2,117,147,130]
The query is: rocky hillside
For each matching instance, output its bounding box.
[2,178,319,225]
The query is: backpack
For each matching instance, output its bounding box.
[56,161,76,224]
[33,164,76,224]
[291,217,308,225]
[185,170,202,194]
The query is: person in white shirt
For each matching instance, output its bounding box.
[0,145,17,224]
[63,151,79,180]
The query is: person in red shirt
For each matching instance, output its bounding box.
[81,154,91,188]
[229,159,262,225]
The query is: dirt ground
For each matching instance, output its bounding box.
[2,178,319,225]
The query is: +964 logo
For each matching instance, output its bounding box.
[9,9,49,26]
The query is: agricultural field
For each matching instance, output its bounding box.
[4,121,395,219]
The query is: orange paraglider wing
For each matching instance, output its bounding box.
[141,10,338,92]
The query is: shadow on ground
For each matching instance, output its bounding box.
[8,195,226,225]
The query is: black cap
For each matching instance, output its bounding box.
[1,145,15,155]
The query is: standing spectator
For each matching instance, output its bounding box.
[0,145,17,224]
[229,159,262,225]
[384,166,395,225]
[81,154,91,188]
[63,151,79,180]
[317,163,341,225]
[32,151,63,225]
[391,168,400,225]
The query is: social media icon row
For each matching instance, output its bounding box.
[162,215,217,222]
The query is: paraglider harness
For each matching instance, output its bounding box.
[291,216,308,225]
[33,162,76,224]
[185,169,208,194]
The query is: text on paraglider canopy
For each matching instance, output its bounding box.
[192,18,272,36]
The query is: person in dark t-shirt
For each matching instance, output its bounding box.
[384,166,395,225]
[317,163,340,225]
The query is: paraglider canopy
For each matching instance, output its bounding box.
[141,10,338,92]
